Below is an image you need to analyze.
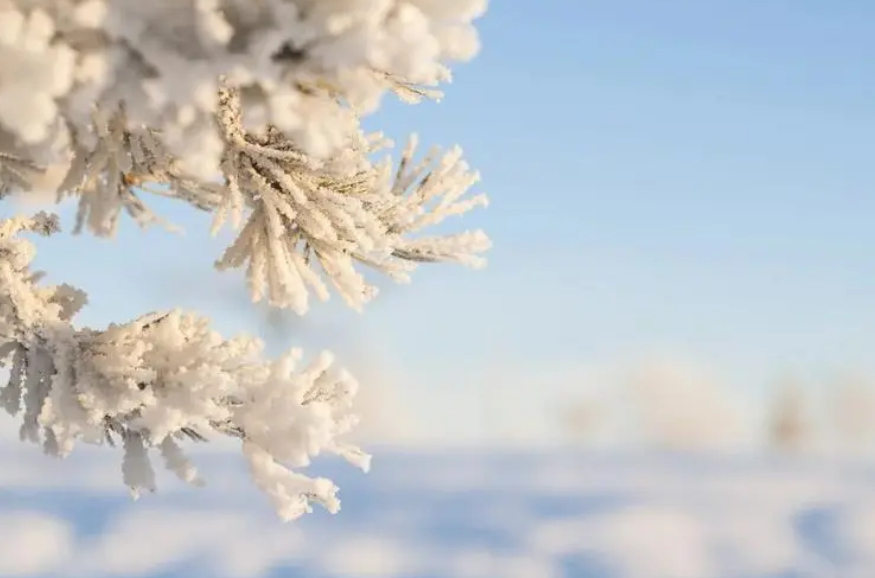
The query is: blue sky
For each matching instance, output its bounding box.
[9,0,875,446]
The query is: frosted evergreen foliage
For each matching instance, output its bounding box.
[0,0,490,520]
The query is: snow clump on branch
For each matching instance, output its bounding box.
[0,0,486,176]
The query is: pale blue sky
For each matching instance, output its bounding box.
[12,1,875,445]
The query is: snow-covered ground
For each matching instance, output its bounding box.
[1,444,873,578]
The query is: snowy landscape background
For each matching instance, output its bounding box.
[3,438,875,577]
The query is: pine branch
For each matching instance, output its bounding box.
[0,0,489,522]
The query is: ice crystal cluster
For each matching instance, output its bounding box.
[0,0,490,520]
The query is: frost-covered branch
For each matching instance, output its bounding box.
[0,213,368,520]
[211,85,490,313]
[0,0,492,521]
